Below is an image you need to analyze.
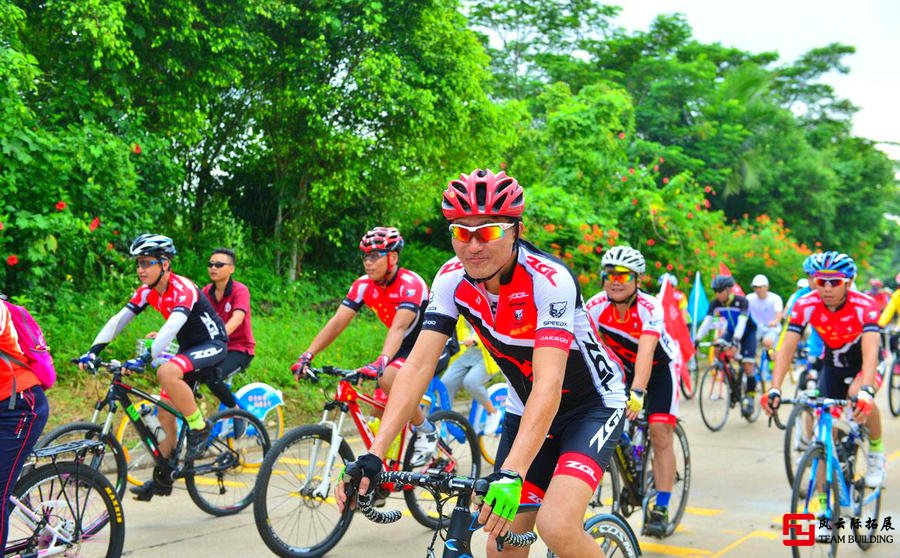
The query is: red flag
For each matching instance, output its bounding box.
[717,262,745,296]
[659,282,696,388]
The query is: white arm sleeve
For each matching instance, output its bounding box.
[151,312,188,359]
[734,314,749,340]
[695,316,713,340]
[92,307,137,347]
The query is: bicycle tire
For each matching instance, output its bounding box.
[888,360,900,417]
[267,405,286,440]
[35,421,128,500]
[590,451,622,515]
[253,424,355,558]
[641,421,691,537]
[698,365,730,431]
[7,461,125,558]
[783,403,816,489]
[846,434,882,550]
[790,444,839,558]
[185,407,270,516]
[403,409,481,529]
[583,513,642,558]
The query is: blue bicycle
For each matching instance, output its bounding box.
[774,394,882,556]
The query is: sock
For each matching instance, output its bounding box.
[656,491,671,508]
[186,409,206,430]
[414,418,435,434]
[870,437,884,453]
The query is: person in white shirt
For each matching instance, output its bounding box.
[746,274,784,349]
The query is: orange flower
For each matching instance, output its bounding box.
[544,224,556,232]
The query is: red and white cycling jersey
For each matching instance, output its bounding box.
[126,273,226,347]
[584,290,680,370]
[342,268,429,346]
[423,240,627,415]
[787,290,881,356]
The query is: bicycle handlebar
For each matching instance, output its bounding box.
[767,394,853,431]
[305,365,379,385]
[356,470,537,548]
[70,358,132,374]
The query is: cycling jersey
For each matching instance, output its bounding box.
[704,295,757,336]
[202,278,256,355]
[879,289,900,328]
[787,290,882,368]
[342,267,429,357]
[127,273,227,349]
[779,286,824,358]
[584,290,680,422]
[423,240,627,416]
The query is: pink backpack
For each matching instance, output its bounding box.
[1,300,56,390]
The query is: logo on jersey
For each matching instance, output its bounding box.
[225,302,232,313]
[589,407,623,453]
[563,460,597,482]
[549,301,568,318]
[514,309,523,321]
[525,255,559,286]
[406,288,416,297]
[190,345,224,360]
[508,292,528,301]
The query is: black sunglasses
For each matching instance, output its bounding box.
[208,261,230,268]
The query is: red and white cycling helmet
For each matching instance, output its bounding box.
[359,227,404,253]
[442,169,525,221]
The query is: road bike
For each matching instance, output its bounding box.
[353,469,642,558]
[772,394,883,557]
[421,374,508,465]
[36,359,270,515]
[697,339,767,431]
[4,439,125,558]
[252,365,481,558]
[592,410,690,539]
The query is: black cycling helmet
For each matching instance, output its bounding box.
[711,275,735,292]
[130,233,177,259]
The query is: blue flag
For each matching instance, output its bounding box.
[688,271,709,341]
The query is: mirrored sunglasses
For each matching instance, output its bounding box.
[135,259,161,269]
[361,251,388,262]
[448,222,515,243]
[813,277,849,288]
[602,271,635,284]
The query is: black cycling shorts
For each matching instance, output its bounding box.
[494,401,624,509]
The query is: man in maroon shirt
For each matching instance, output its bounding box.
[202,248,256,411]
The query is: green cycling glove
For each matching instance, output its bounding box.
[483,469,523,522]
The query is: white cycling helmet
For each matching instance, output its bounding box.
[601,246,646,274]
[129,233,177,258]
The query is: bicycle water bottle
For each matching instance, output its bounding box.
[619,419,631,446]
[367,417,402,462]
[632,428,645,469]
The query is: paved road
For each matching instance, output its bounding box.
[120,388,900,557]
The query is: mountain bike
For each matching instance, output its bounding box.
[421,374,508,465]
[36,359,270,515]
[698,339,767,431]
[113,379,284,488]
[4,439,124,558]
[252,365,481,558]
[772,394,883,557]
[592,410,690,539]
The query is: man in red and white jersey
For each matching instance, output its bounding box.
[78,234,228,500]
[339,169,626,558]
[585,245,680,538]
[764,251,885,487]
[290,227,439,467]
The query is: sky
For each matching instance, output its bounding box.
[608,0,900,161]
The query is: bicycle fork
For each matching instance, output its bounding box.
[307,410,347,500]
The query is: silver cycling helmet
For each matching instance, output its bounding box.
[601,246,646,274]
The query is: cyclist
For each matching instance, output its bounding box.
[585,246,681,538]
[879,272,900,359]
[763,251,886,488]
[201,247,256,417]
[1,294,50,551]
[746,274,783,351]
[695,275,759,417]
[866,278,891,311]
[77,234,228,500]
[290,227,438,467]
[338,169,627,558]
[778,255,825,387]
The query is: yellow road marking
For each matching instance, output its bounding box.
[191,477,249,488]
[639,541,712,556]
[887,450,900,463]
[709,530,778,558]
[685,506,723,516]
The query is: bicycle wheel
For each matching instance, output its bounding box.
[7,461,125,558]
[114,400,172,487]
[583,513,641,558]
[888,360,900,417]
[783,403,817,489]
[265,405,286,440]
[679,364,697,400]
[847,437,881,550]
[403,409,481,529]
[642,421,691,537]
[253,424,355,558]
[743,371,764,423]
[790,444,839,558]
[477,383,507,465]
[590,452,622,515]
[35,421,128,500]
[698,365,731,431]
[184,408,270,516]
